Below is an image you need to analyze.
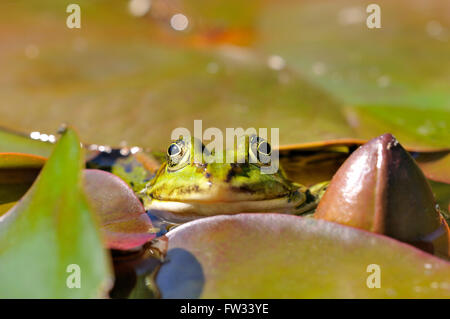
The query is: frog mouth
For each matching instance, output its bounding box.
[144,190,310,222]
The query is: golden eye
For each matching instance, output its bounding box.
[166,139,190,172]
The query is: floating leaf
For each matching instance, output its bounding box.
[0,127,53,157]
[0,128,112,298]
[414,153,450,185]
[348,106,450,150]
[83,169,156,251]
[0,1,355,150]
[258,0,450,148]
[0,152,46,168]
[1,1,449,152]
[159,214,450,298]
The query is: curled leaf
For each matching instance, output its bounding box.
[83,169,156,251]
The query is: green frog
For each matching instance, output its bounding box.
[142,135,328,222]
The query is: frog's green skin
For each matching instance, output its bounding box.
[142,136,328,221]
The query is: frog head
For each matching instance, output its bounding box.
[142,135,312,221]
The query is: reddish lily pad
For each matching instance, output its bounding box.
[83,169,156,251]
[159,214,450,298]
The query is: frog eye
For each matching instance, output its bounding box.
[167,139,190,172]
[249,136,272,166]
[257,141,271,157]
[256,141,272,165]
[167,143,181,157]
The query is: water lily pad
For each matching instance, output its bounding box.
[160,214,450,298]
[0,152,46,168]
[0,127,53,157]
[258,0,450,148]
[0,128,112,298]
[1,1,448,151]
[415,153,450,185]
[0,0,355,150]
[83,169,156,251]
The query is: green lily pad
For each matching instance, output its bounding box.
[1,1,448,151]
[159,214,450,298]
[257,0,450,148]
[0,127,53,157]
[0,0,355,150]
[0,128,113,298]
[83,169,156,251]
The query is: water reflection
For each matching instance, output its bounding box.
[156,248,205,299]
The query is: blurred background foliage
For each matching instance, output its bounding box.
[0,0,449,149]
